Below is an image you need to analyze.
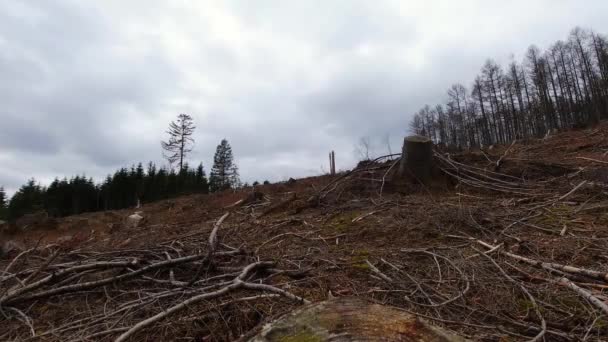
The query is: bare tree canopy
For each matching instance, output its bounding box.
[161,114,196,171]
[411,27,608,149]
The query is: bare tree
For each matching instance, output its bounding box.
[383,134,393,155]
[410,27,608,150]
[354,137,372,161]
[161,114,196,172]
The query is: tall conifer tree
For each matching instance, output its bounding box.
[209,139,239,192]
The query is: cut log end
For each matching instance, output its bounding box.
[398,135,434,184]
[250,297,467,341]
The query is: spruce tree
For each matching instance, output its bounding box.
[161,113,195,172]
[143,162,157,202]
[209,139,240,192]
[195,163,209,193]
[7,179,45,220]
[0,186,7,220]
[135,163,145,205]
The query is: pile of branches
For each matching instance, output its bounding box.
[433,151,549,197]
[310,153,402,205]
[311,148,552,205]
[304,147,608,340]
[364,237,608,341]
[0,213,309,341]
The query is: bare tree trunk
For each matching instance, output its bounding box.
[329,151,336,175]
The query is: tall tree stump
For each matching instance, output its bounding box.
[250,297,467,341]
[399,135,433,184]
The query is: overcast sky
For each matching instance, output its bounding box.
[1,1,607,195]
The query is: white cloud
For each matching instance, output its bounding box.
[1,0,607,195]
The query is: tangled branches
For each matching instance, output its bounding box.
[363,240,608,340]
[0,213,308,341]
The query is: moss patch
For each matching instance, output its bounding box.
[278,331,323,342]
[350,249,371,270]
[326,211,361,233]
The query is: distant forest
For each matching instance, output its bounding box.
[3,162,208,221]
[0,116,244,221]
[410,27,608,148]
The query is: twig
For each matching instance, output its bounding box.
[379,157,401,195]
[365,260,393,282]
[1,248,35,278]
[7,307,36,337]
[575,156,608,165]
[474,247,546,342]
[557,180,587,202]
[496,140,516,169]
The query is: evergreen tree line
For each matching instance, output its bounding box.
[410,27,608,148]
[1,139,240,221]
[0,186,10,221]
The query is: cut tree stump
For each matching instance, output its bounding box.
[250,297,467,341]
[399,135,433,184]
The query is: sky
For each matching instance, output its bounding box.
[1,0,608,195]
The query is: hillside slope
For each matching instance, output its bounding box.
[2,123,608,341]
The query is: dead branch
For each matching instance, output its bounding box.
[474,239,608,282]
[258,193,296,218]
[556,276,608,315]
[474,247,546,342]
[114,261,308,342]
[495,140,517,170]
[2,251,240,305]
[365,260,393,282]
[208,212,230,259]
[575,156,608,165]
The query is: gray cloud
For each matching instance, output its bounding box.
[1,0,608,195]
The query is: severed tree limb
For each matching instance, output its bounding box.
[575,156,608,165]
[2,251,240,305]
[352,209,389,223]
[1,260,139,305]
[556,276,608,315]
[240,282,310,304]
[1,248,35,279]
[188,212,230,286]
[208,212,230,259]
[21,251,59,287]
[258,193,297,218]
[474,239,608,282]
[379,157,401,195]
[255,231,319,254]
[114,261,308,342]
[495,140,516,170]
[557,180,587,202]
[7,307,36,337]
[365,260,393,282]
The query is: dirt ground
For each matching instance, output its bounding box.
[2,123,608,341]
